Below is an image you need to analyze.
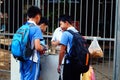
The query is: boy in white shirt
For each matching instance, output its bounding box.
[51,27,63,54]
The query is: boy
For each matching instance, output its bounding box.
[20,6,45,80]
[38,17,49,50]
[57,15,81,80]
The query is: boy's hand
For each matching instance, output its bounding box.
[57,65,61,74]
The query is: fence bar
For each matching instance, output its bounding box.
[17,0,19,29]
[110,0,113,38]
[35,0,40,8]
[47,0,49,26]
[0,0,1,59]
[46,0,49,52]
[32,0,34,5]
[0,0,2,27]
[46,0,49,27]
[108,0,114,78]
[52,0,55,32]
[0,69,10,73]
[63,0,65,14]
[85,0,88,36]
[102,0,107,72]
[97,0,100,36]
[27,0,29,9]
[57,0,60,27]
[3,0,6,33]
[22,0,24,24]
[3,0,6,65]
[74,0,77,27]
[103,0,107,38]
[39,0,41,9]
[42,0,44,16]
[91,0,94,36]
[8,0,10,34]
[35,0,37,6]
[113,0,120,79]
[80,0,82,32]
[13,0,15,33]
[69,0,71,16]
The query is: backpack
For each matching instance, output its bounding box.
[66,30,90,73]
[10,23,34,61]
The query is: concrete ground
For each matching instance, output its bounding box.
[0,49,10,80]
[40,54,113,80]
[0,50,113,80]
[92,60,113,80]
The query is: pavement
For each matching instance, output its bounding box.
[40,54,113,80]
[0,50,113,80]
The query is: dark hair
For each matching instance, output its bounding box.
[38,17,49,25]
[27,6,42,18]
[59,14,72,24]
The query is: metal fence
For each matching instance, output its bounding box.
[0,0,119,80]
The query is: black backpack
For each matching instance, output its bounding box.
[66,30,90,73]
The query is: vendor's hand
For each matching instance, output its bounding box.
[56,41,60,45]
[40,50,45,55]
[52,40,60,46]
[57,65,61,74]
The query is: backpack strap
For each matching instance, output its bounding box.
[66,30,75,35]
[25,22,35,71]
[26,22,35,50]
[65,30,76,57]
[66,30,80,35]
[67,30,84,39]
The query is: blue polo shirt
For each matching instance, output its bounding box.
[20,21,43,80]
[28,21,43,63]
[60,27,78,54]
[29,25,43,42]
[60,27,78,64]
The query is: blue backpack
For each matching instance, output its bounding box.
[10,23,34,61]
[66,30,90,73]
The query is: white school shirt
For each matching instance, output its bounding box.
[51,27,63,42]
[28,20,43,63]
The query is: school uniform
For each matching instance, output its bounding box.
[51,27,63,50]
[60,26,81,80]
[51,27,63,42]
[20,21,43,80]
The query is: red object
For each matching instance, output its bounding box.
[71,21,80,31]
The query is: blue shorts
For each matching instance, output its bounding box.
[20,60,40,80]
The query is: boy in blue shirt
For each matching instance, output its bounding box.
[57,15,81,80]
[20,6,46,80]
[38,17,49,52]
[37,17,49,80]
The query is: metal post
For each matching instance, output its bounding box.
[0,0,3,26]
[35,0,40,8]
[35,0,38,6]
[113,0,120,80]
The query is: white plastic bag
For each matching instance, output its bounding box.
[88,37,103,58]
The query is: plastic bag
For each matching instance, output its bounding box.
[88,37,103,58]
[82,66,96,80]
